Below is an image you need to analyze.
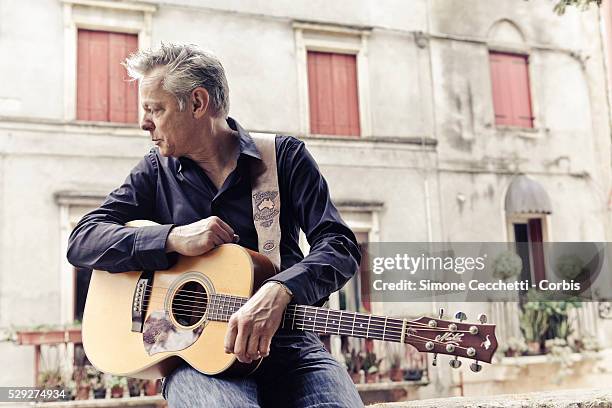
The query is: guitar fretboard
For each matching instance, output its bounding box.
[207,293,407,343]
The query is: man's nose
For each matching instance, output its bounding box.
[141,118,155,132]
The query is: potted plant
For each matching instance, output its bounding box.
[16,323,82,346]
[108,375,127,398]
[519,302,549,354]
[492,250,523,281]
[144,379,161,396]
[388,352,403,382]
[86,366,106,399]
[362,351,382,383]
[344,349,364,384]
[38,369,68,401]
[403,368,423,381]
[128,377,145,397]
[72,366,91,400]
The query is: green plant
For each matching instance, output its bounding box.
[555,254,585,280]
[344,350,364,374]
[108,376,127,389]
[520,290,581,346]
[520,304,549,343]
[362,351,382,375]
[86,366,105,391]
[492,251,523,281]
[39,369,64,389]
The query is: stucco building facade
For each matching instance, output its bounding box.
[1,0,611,399]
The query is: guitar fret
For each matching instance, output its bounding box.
[382,316,388,341]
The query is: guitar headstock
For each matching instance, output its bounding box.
[404,310,498,371]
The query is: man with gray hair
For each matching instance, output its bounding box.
[67,43,363,407]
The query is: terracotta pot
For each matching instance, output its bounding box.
[144,380,160,396]
[527,341,541,355]
[76,385,90,400]
[365,372,379,383]
[16,329,82,345]
[390,367,403,382]
[110,385,124,398]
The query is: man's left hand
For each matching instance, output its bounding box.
[224,282,292,363]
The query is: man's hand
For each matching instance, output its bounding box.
[165,217,237,256]
[224,282,292,363]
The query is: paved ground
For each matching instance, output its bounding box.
[368,388,612,408]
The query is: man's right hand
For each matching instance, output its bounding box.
[165,217,238,256]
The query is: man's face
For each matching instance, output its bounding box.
[139,69,195,157]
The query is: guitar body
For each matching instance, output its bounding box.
[82,244,276,379]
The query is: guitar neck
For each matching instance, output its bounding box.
[207,294,406,343]
[282,304,407,343]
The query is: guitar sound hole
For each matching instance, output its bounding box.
[171,281,208,327]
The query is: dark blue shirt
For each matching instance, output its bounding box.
[67,117,361,353]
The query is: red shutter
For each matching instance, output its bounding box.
[528,218,546,284]
[307,51,360,136]
[77,29,138,123]
[489,52,533,128]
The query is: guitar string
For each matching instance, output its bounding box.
[141,295,467,333]
[142,289,479,332]
[142,288,481,334]
[158,303,477,337]
[164,308,476,353]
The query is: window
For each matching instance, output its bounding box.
[293,23,371,137]
[76,29,138,123]
[489,51,534,128]
[307,51,360,137]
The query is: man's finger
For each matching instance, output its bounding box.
[258,335,272,358]
[210,222,234,243]
[234,320,252,363]
[209,216,235,237]
[246,328,261,360]
[224,318,238,353]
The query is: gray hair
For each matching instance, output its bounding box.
[124,43,229,117]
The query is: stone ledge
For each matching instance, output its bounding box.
[367,388,612,408]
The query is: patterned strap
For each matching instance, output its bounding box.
[249,133,282,271]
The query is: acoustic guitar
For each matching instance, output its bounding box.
[82,223,498,379]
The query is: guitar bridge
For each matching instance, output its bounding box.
[131,271,154,333]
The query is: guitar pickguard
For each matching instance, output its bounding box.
[142,310,204,355]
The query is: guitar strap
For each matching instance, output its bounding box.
[249,133,282,271]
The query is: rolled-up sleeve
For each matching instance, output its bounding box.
[67,152,176,272]
[267,140,361,305]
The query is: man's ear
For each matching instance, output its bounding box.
[191,87,210,118]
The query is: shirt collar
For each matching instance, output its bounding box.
[176,117,261,176]
[227,117,262,161]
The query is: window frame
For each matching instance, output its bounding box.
[56,192,105,324]
[293,22,372,138]
[61,0,155,124]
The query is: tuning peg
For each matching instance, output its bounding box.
[470,361,482,372]
[477,313,487,324]
[454,311,467,322]
[430,308,445,366]
[449,358,462,369]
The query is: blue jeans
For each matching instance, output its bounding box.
[162,346,364,407]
